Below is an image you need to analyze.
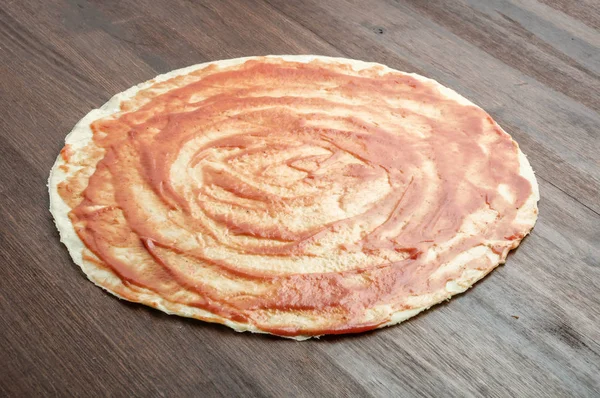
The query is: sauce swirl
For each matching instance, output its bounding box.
[57,57,535,337]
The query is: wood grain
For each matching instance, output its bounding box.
[1,0,599,396]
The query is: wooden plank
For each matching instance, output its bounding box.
[1,0,598,396]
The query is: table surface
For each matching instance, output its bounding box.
[1,0,599,396]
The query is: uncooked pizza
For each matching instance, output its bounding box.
[49,55,539,339]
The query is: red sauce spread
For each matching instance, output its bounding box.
[59,58,533,336]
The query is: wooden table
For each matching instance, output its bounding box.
[1,0,599,396]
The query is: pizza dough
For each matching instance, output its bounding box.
[49,55,539,339]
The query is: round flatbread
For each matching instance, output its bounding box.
[49,55,539,339]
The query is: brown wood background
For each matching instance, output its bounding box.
[1,0,599,396]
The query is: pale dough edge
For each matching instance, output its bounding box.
[48,55,540,340]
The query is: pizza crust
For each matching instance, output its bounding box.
[49,55,539,340]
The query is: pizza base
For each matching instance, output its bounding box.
[49,55,539,340]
